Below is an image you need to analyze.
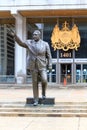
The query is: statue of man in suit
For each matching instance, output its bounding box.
[12,30,52,106]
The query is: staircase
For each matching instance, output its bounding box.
[0,102,87,117]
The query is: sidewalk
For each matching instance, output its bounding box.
[0,116,86,130]
[1,84,87,103]
[0,84,87,130]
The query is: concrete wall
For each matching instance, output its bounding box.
[0,0,87,11]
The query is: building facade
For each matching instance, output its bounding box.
[0,0,87,84]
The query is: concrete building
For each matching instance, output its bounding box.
[0,0,87,84]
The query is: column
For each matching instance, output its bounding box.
[12,12,26,83]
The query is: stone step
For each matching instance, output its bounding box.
[0,102,87,117]
[1,108,87,114]
[0,112,87,117]
[0,111,87,117]
[1,106,87,111]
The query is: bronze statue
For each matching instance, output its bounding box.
[12,30,52,106]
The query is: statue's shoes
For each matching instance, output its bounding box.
[33,101,38,106]
[42,95,46,100]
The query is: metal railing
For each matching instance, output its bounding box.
[0,75,15,83]
[0,73,56,84]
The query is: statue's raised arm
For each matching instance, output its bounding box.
[10,28,28,48]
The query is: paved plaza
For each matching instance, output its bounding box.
[0,116,86,130]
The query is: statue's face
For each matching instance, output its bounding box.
[33,33,40,42]
[32,30,41,42]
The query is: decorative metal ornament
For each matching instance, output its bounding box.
[51,21,81,51]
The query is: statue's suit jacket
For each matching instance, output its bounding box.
[25,39,52,71]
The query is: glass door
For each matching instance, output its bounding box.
[76,64,87,83]
[83,65,87,83]
[61,64,72,84]
[76,64,81,83]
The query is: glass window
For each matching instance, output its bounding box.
[75,31,87,58]
[43,23,57,58]
[75,18,87,58]
[0,24,15,76]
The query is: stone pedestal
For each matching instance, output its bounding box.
[26,97,55,105]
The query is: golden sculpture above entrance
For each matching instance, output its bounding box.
[51,21,81,51]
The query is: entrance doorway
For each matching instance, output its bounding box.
[61,64,72,84]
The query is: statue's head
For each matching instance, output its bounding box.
[33,30,41,35]
[33,30,41,42]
